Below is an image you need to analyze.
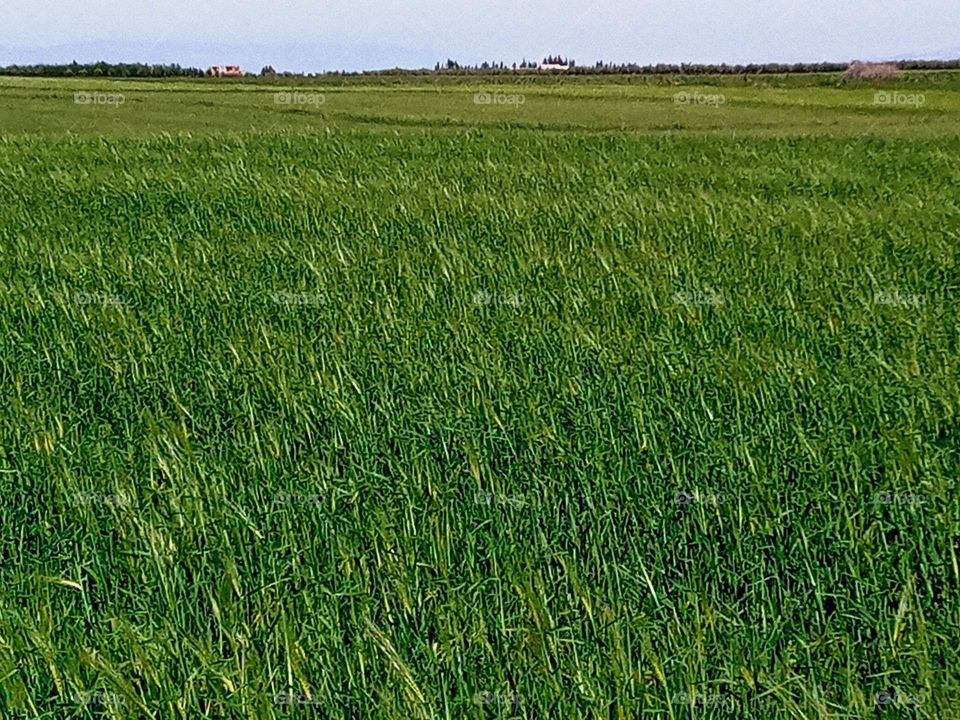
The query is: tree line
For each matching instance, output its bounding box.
[428,59,960,75]
[2,58,959,79]
[0,61,205,78]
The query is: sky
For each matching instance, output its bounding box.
[1,0,958,72]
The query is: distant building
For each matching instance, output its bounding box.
[208,65,242,77]
[843,60,899,80]
[539,56,573,70]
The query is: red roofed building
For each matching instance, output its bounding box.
[208,65,242,77]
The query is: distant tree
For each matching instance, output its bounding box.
[0,61,203,77]
[260,65,277,77]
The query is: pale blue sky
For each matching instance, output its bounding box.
[1,0,958,72]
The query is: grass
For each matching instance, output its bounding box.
[0,74,958,718]
[2,72,960,136]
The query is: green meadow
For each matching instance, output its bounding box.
[0,73,958,718]
[2,72,960,135]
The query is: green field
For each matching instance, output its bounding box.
[3,72,960,136]
[0,74,958,719]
